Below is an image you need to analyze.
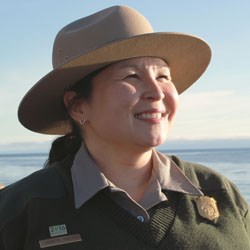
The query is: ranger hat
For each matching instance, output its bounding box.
[18,5,211,135]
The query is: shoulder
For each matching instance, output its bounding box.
[170,155,227,190]
[170,155,249,216]
[0,162,66,230]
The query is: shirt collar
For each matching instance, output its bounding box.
[71,143,203,209]
[152,149,203,196]
[70,143,109,208]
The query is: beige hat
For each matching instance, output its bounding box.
[18,5,211,135]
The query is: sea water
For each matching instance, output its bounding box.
[0,148,249,204]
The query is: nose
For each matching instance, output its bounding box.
[142,78,165,101]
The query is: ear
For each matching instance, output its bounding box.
[63,91,85,123]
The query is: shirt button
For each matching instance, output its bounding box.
[137,215,145,222]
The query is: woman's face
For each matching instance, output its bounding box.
[82,57,179,150]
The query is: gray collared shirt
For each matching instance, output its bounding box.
[71,144,203,222]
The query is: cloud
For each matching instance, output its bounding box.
[179,90,235,108]
[170,89,250,139]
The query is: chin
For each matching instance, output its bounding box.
[133,130,168,149]
[142,136,167,148]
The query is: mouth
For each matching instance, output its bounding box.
[134,110,168,121]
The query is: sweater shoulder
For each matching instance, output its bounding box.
[0,163,66,230]
[170,155,226,191]
[170,155,249,215]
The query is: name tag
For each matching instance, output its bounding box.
[49,224,67,237]
[39,234,82,248]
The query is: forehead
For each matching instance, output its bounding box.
[108,57,169,71]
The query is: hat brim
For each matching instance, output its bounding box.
[18,32,211,135]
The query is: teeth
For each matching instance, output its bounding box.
[135,113,162,119]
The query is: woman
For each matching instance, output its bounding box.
[0,5,249,250]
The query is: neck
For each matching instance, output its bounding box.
[84,139,153,202]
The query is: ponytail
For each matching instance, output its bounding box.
[45,66,106,167]
[45,122,82,167]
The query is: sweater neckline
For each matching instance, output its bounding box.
[88,188,180,248]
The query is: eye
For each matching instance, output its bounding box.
[157,75,171,81]
[123,73,139,80]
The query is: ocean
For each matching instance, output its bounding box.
[0,148,249,204]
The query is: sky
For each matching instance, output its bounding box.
[0,0,250,147]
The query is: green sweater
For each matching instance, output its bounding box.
[0,155,249,249]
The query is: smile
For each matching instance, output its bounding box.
[134,112,165,120]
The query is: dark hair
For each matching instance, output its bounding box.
[45,68,103,167]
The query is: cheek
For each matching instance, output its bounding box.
[90,84,138,116]
[106,85,138,109]
[164,85,179,121]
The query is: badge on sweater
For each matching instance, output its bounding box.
[49,224,67,237]
[195,196,219,221]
